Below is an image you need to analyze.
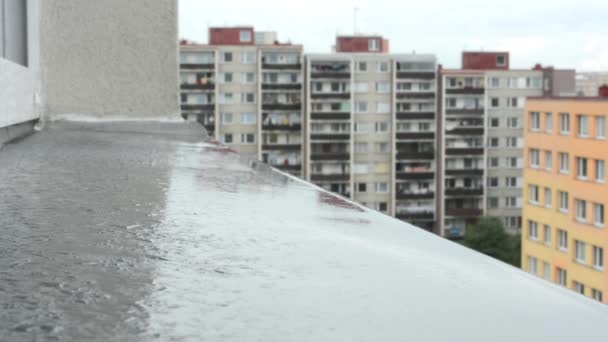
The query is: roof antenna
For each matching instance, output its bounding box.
[353,7,359,34]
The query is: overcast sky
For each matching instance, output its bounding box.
[179,0,608,71]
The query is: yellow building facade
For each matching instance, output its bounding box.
[522,98,607,303]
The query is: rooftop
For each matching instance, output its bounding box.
[1,120,607,341]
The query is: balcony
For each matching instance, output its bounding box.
[446,127,484,136]
[262,103,302,111]
[445,188,484,196]
[310,112,350,120]
[310,153,350,161]
[310,133,350,141]
[396,191,435,200]
[180,63,214,70]
[396,151,435,160]
[272,164,302,172]
[396,211,435,220]
[396,132,434,140]
[180,83,215,90]
[396,92,435,100]
[445,208,483,217]
[262,63,302,70]
[396,172,435,180]
[311,174,350,182]
[262,144,302,151]
[445,169,484,176]
[446,87,485,95]
[396,112,435,120]
[446,108,484,115]
[262,84,302,91]
[310,93,351,100]
[262,123,302,131]
[310,63,350,79]
[445,148,484,155]
[181,104,214,111]
[396,72,435,80]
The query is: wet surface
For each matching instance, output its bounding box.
[1,121,608,341]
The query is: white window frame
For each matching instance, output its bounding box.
[239,30,252,43]
[559,152,569,174]
[596,160,605,183]
[557,229,568,252]
[578,115,589,137]
[596,116,606,139]
[575,240,586,264]
[528,220,539,240]
[594,203,605,228]
[558,191,569,213]
[544,188,552,208]
[560,113,570,135]
[593,246,604,270]
[576,199,587,223]
[221,112,234,124]
[375,182,388,193]
[545,112,553,132]
[543,225,551,246]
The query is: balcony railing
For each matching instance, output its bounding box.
[311,174,350,182]
[445,147,484,155]
[396,92,435,100]
[396,72,435,80]
[261,83,302,91]
[310,133,350,141]
[180,83,215,90]
[445,87,485,95]
[310,93,351,100]
[396,171,435,180]
[262,144,302,151]
[181,104,214,111]
[445,208,483,217]
[445,188,484,196]
[261,63,302,70]
[396,211,435,220]
[446,127,484,135]
[180,63,214,69]
[310,112,350,120]
[310,153,350,161]
[396,151,435,160]
[396,112,435,120]
[396,191,435,200]
[262,103,302,111]
[272,164,302,171]
[262,123,302,131]
[445,169,484,176]
[396,132,435,140]
[446,108,484,115]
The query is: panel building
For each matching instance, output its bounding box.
[522,97,607,303]
[180,27,305,177]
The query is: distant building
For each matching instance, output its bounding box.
[576,72,608,96]
[179,27,305,177]
[522,97,608,303]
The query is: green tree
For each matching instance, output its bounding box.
[461,217,521,267]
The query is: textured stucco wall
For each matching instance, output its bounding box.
[40,0,179,118]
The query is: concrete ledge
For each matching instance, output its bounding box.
[0,119,39,147]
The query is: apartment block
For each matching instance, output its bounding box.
[305,35,438,229]
[522,97,608,303]
[179,27,305,177]
[438,52,575,238]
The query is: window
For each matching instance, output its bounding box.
[376,82,390,93]
[378,61,389,72]
[528,221,539,240]
[222,112,234,124]
[575,240,586,263]
[491,98,499,108]
[0,0,28,66]
[593,246,604,270]
[577,157,588,179]
[576,199,587,222]
[239,30,252,42]
[354,82,369,93]
[375,122,389,132]
[241,93,255,104]
[223,72,233,83]
[556,268,567,286]
[240,113,256,125]
[357,183,367,193]
[578,115,589,137]
[543,262,551,281]
[488,178,499,187]
[560,113,570,134]
[358,61,367,72]
[354,122,373,133]
[529,149,540,168]
[597,116,606,139]
[557,229,568,251]
[558,191,569,212]
[221,93,234,104]
[489,157,499,168]
[489,137,500,148]
[559,153,569,174]
[528,185,539,204]
[369,39,380,51]
[507,117,519,128]
[490,118,500,127]
[377,102,390,113]
[356,102,368,113]
[378,202,388,212]
[594,203,605,227]
[241,72,255,83]
[505,197,518,208]
[240,133,255,144]
[496,55,506,66]
[505,137,518,147]
[545,151,552,170]
[375,142,389,153]
[222,52,233,63]
[489,77,500,88]
[527,256,538,274]
[596,160,605,183]
[544,188,552,208]
[355,142,369,153]
[530,112,540,131]
[375,182,388,193]
[574,281,585,295]
[543,225,551,245]
[241,51,256,63]
[505,177,518,188]
[592,289,603,302]
[488,197,499,208]
[545,112,553,132]
[223,133,233,144]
